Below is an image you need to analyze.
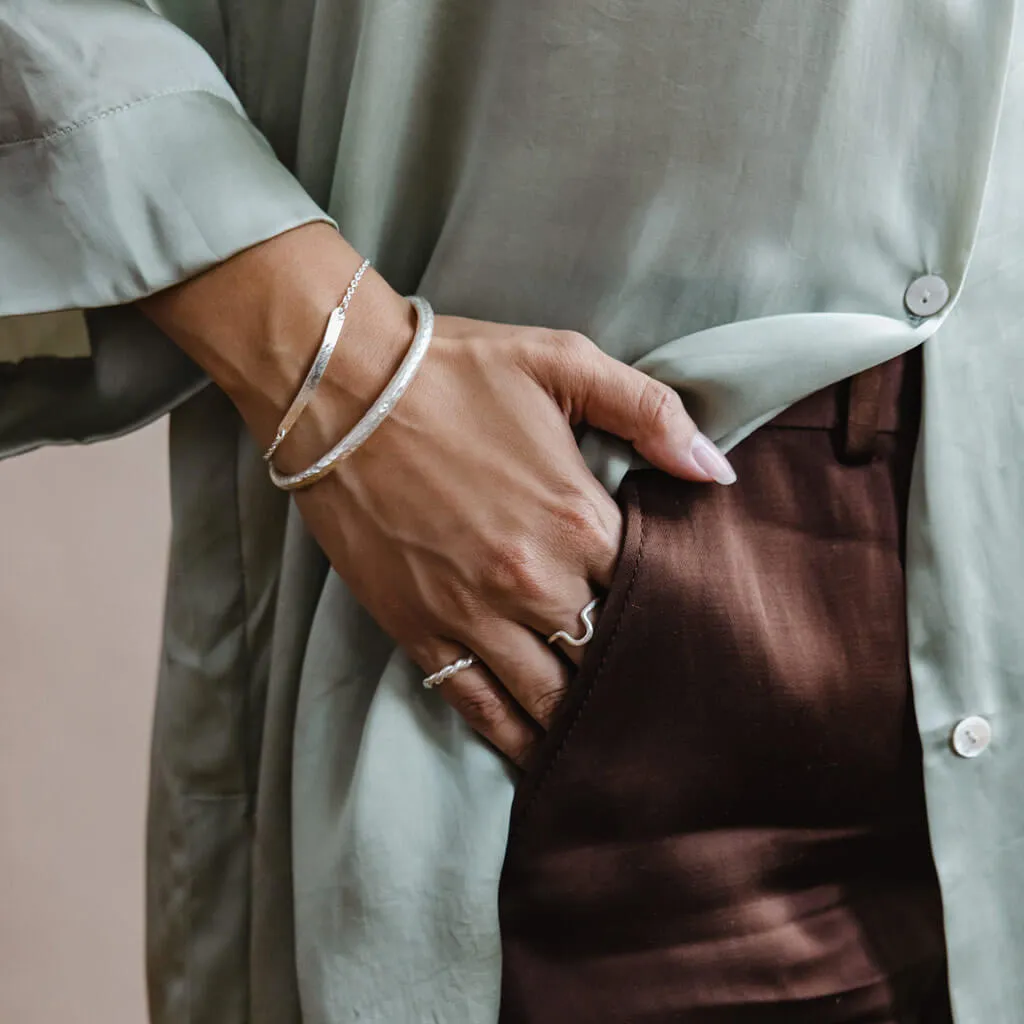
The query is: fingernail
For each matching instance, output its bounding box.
[689,432,737,484]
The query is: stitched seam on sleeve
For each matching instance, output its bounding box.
[0,85,236,149]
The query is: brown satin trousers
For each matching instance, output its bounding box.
[499,352,952,1023]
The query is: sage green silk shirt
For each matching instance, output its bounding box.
[2,2,1023,1021]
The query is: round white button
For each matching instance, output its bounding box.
[904,275,951,318]
[950,716,992,758]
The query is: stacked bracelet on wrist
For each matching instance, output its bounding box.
[265,292,436,492]
[263,257,371,463]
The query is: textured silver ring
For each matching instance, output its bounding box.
[423,654,479,690]
[547,598,600,648]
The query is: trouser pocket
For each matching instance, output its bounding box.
[507,442,915,850]
[498,357,946,1023]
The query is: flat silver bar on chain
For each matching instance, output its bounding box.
[268,295,435,491]
[263,257,371,463]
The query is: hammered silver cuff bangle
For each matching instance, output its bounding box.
[268,295,436,492]
[263,257,371,463]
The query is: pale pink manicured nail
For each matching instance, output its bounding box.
[690,432,737,484]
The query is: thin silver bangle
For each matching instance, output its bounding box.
[263,257,371,463]
[268,295,435,492]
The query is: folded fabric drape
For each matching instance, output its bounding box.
[3,2,1023,1022]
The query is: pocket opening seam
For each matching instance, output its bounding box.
[511,488,650,832]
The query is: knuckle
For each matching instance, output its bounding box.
[555,496,619,557]
[507,737,538,769]
[636,377,683,436]
[556,497,605,542]
[528,683,567,725]
[550,329,592,357]
[450,684,508,733]
[441,578,482,621]
[516,329,596,401]
[484,539,548,602]
[554,497,592,536]
[539,329,594,374]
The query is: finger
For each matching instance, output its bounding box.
[541,475,622,590]
[552,336,737,484]
[469,620,573,727]
[418,640,540,765]
[542,596,603,669]
[506,574,598,669]
[580,488,622,590]
[587,351,736,483]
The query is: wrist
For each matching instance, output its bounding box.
[264,270,418,475]
[138,222,415,467]
[217,226,414,443]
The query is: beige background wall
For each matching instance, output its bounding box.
[0,422,168,1024]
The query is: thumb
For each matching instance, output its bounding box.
[572,346,736,484]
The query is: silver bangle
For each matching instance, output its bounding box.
[263,257,371,462]
[268,295,436,491]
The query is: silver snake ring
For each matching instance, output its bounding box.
[547,598,601,648]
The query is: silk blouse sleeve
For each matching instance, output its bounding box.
[0,0,331,451]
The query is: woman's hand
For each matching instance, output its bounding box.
[290,311,735,763]
[140,224,735,764]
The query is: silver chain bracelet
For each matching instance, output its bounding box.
[267,295,436,492]
[262,257,371,463]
